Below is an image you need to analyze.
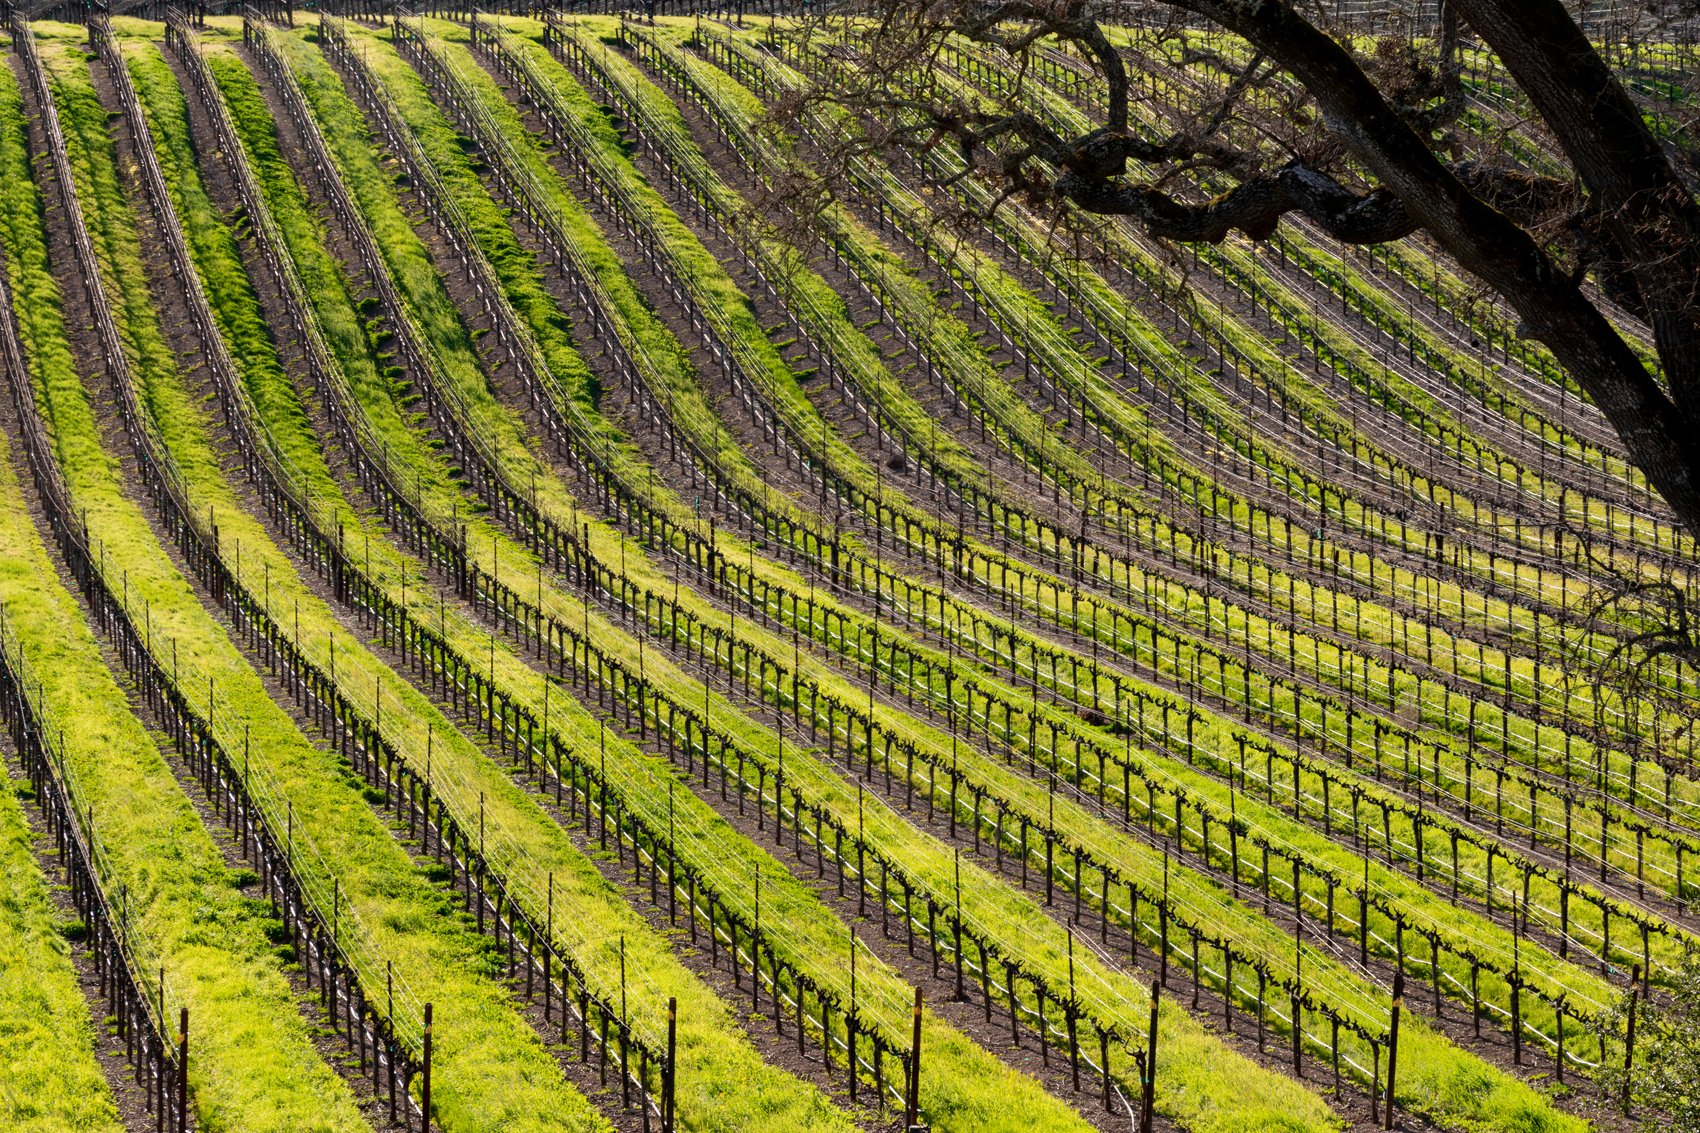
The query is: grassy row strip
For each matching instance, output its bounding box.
[278,19,1210,1129]
[476,15,1686,1020]
[0,30,378,1131]
[665,24,1695,851]
[749,23,1694,769]
[159,24,885,1133]
[305,19,1354,1132]
[672,23,1700,931]
[438,19,1604,1129]
[571,22,1659,1020]
[38,26,622,1132]
[0,739,127,1132]
[212,24,1109,1132]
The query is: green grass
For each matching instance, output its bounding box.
[660,23,1700,944]
[122,40,347,522]
[141,31,872,1132]
[424,35,1361,1122]
[0,15,1657,1133]
[241,26,1114,1132]
[391,28,1679,1061]
[527,22,1604,1129]
[362,24,1475,1129]
[0,738,125,1133]
[37,29,611,1133]
[0,43,374,1133]
[261,22,1278,1122]
[578,13,1638,993]
[745,22,1700,781]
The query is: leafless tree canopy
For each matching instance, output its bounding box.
[773,0,1700,538]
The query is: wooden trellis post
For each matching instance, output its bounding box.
[1384,971,1402,1131]
[905,987,924,1130]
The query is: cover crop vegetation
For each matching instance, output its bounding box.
[0,11,1687,1133]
